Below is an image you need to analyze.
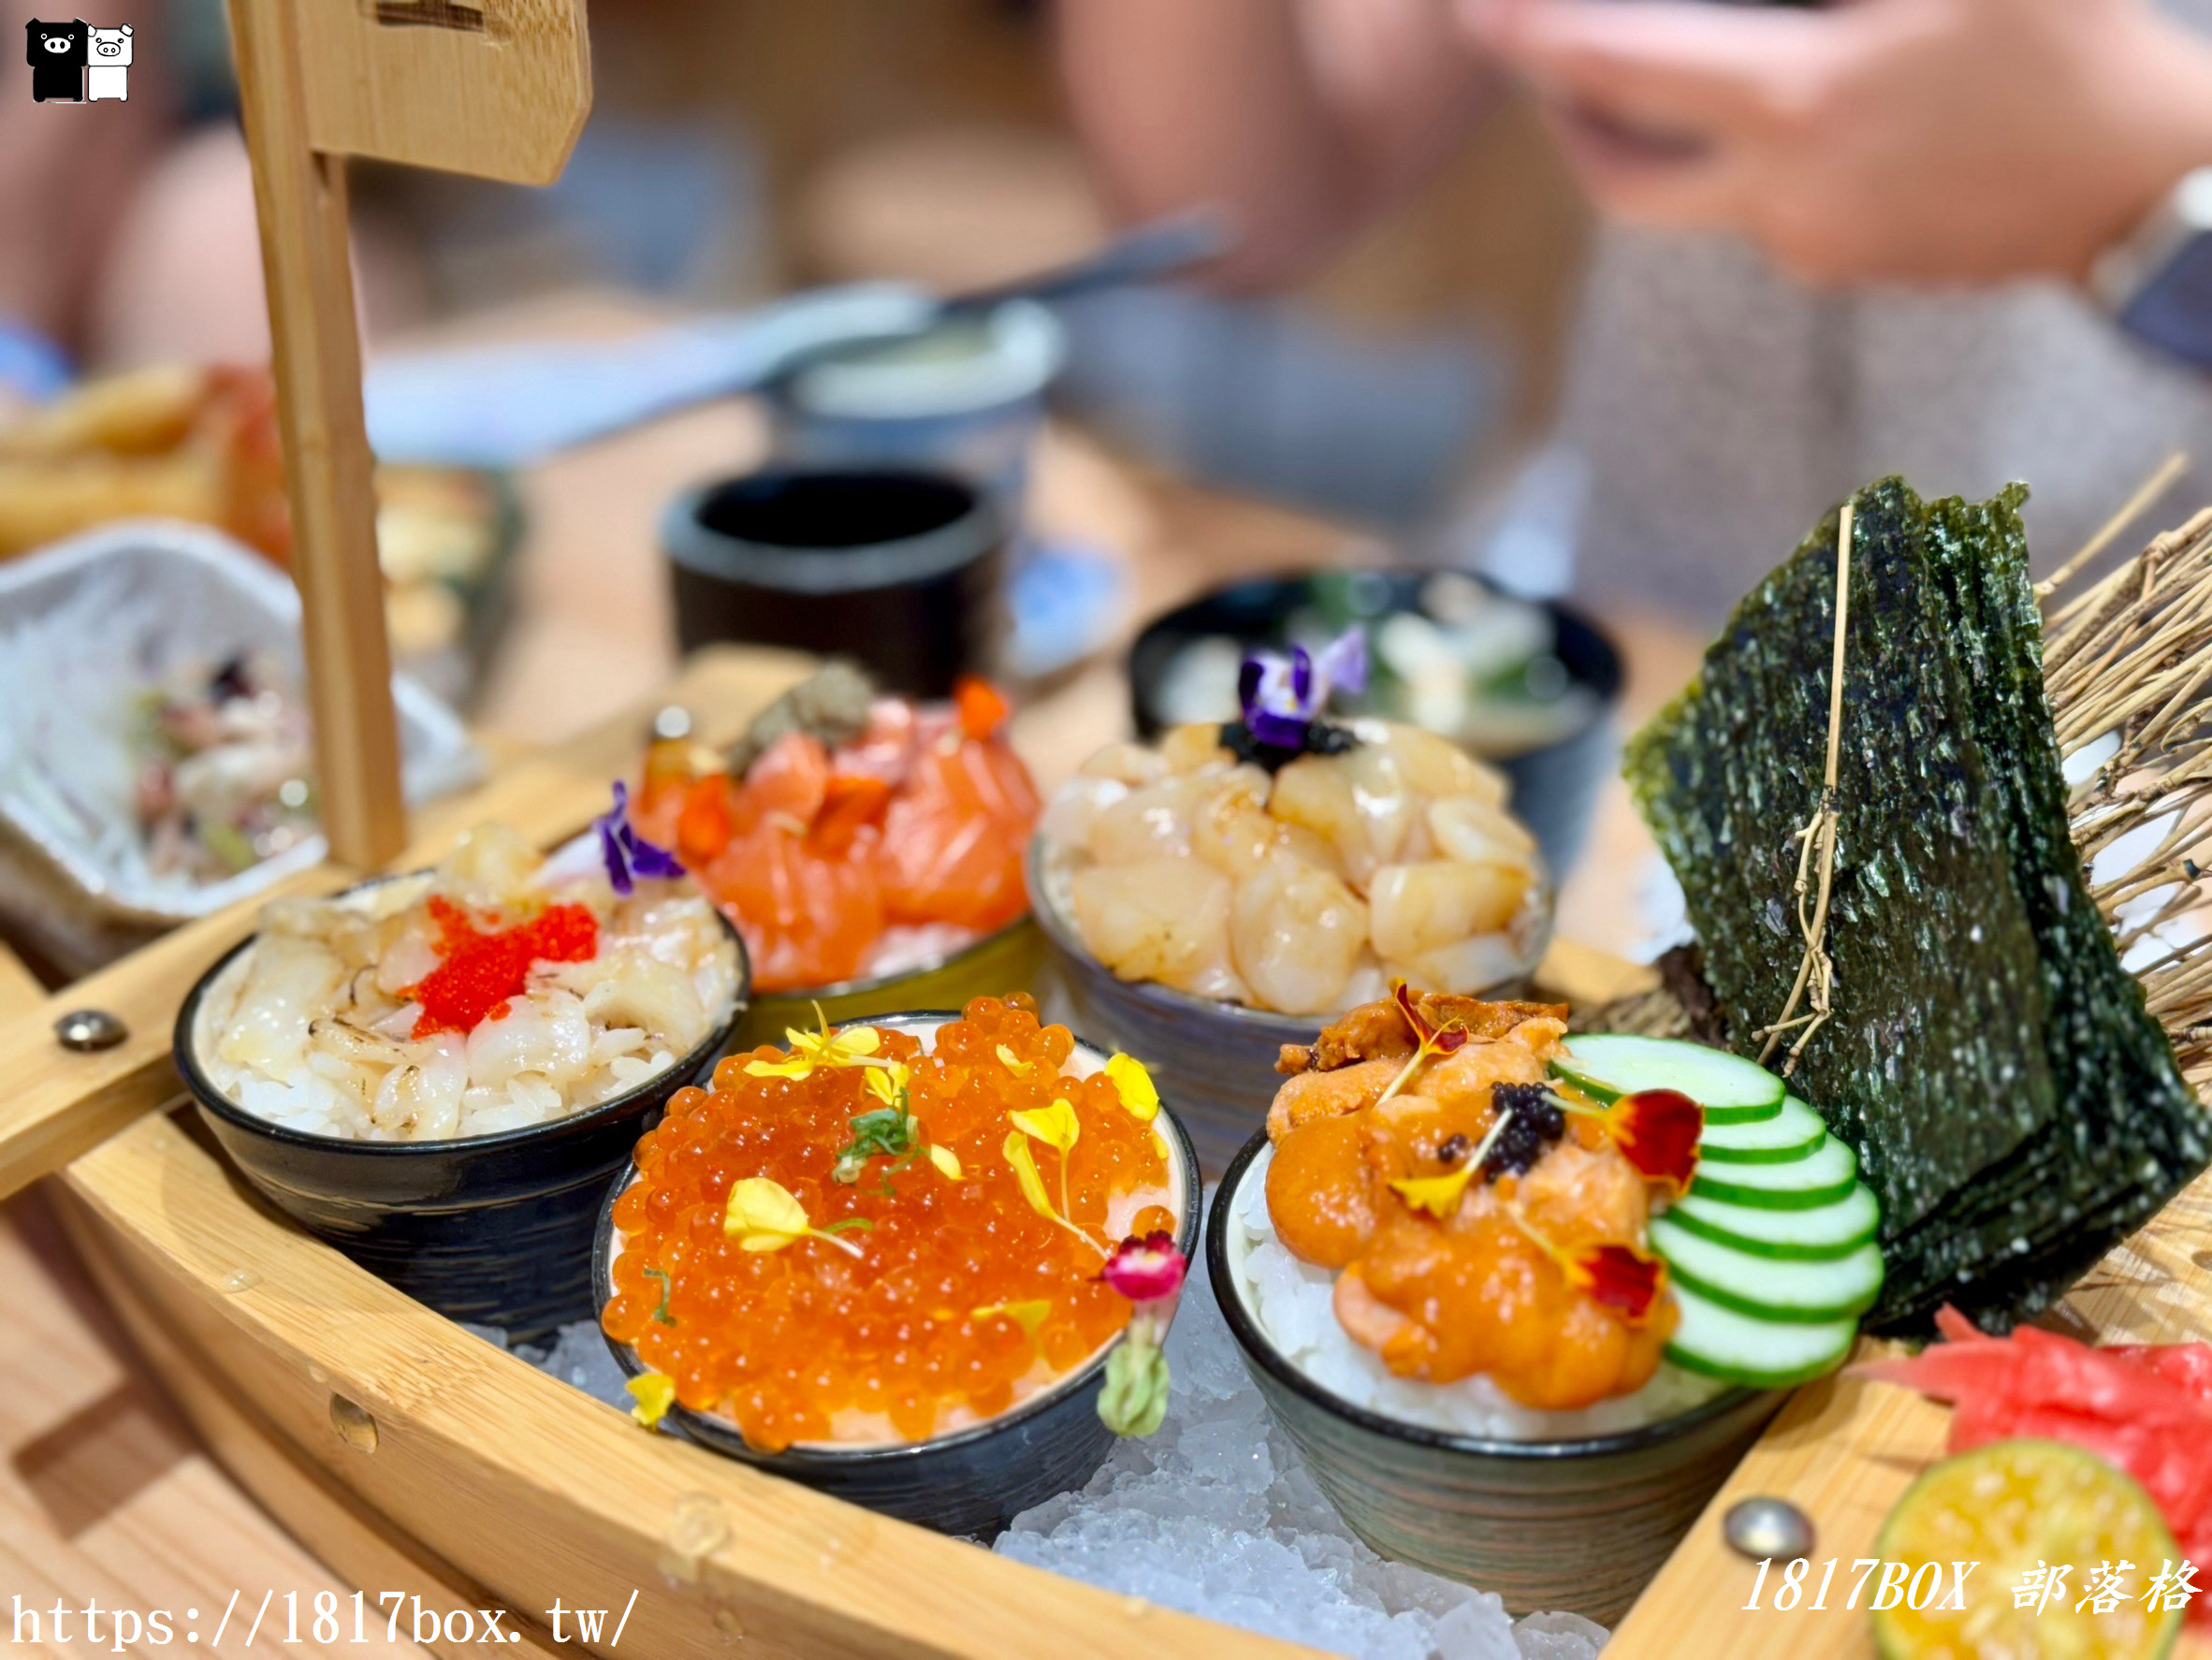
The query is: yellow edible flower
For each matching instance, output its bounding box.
[995,1043,1032,1075]
[1389,1162,1482,1220]
[1002,1130,1104,1256]
[927,1143,963,1179]
[1103,1054,1158,1122]
[1388,1106,1517,1220]
[1011,1098,1083,1224]
[744,1005,888,1081]
[723,1175,866,1258]
[1003,1131,1054,1217]
[1009,1098,1081,1154]
[627,1373,677,1429]
[972,1298,1052,1336]
[864,1061,910,1106]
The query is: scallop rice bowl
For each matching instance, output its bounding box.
[191,822,741,1142]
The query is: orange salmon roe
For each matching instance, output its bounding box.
[411,896,599,1037]
[602,994,1169,1451]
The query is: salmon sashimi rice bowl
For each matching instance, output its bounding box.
[1229,984,1729,1437]
[1037,633,1550,1018]
[188,801,743,1143]
[634,663,1039,996]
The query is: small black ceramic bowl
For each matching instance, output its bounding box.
[1207,1129,1783,1624]
[594,1011,1202,1538]
[174,877,749,1344]
[663,465,1004,699]
[1127,569,1623,877]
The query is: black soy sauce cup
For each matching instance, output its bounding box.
[594,1011,1203,1538]
[173,880,749,1345]
[1127,569,1623,878]
[662,465,1005,698]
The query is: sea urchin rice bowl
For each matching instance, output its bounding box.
[190,823,743,1143]
[1227,1142,1725,1441]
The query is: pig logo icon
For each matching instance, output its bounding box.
[85,22,126,100]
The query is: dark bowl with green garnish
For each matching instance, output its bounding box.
[592,1011,1203,1537]
[1128,569,1622,877]
[1207,1128,1784,1623]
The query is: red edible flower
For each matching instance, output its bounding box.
[1563,1242,1667,1324]
[1099,1230,1187,1303]
[1391,980,1471,1056]
[1602,1088,1703,1194]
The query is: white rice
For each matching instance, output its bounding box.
[1228,1143,1725,1440]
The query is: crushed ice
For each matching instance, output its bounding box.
[991,1254,1608,1660]
[486,1239,1608,1660]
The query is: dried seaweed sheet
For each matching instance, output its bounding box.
[1872,491,2211,1327]
[1630,477,2208,1332]
[1627,479,2055,1241]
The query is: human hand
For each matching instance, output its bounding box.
[1462,0,2212,286]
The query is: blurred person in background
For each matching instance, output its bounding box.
[1056,0,2212,619]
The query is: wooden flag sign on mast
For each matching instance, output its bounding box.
[226,0,590,868]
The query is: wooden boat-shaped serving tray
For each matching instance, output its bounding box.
[11,646,2211,1659]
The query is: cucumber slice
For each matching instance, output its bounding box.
[1652,1216,1885,1321]
[1550,1035,1783,1124]
[1698,1095,1826,1164]
[1665,1184,1882,1260]
[1689,1134,1857,1209]
[1665,1281,1859,1388]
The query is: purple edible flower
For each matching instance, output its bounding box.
[1237,627,1368,749]
[594,780,686,896]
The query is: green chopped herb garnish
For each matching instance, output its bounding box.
[832,1100,919,1185]
[643,1264,676,1326]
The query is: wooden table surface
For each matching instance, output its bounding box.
[0,306,1701,1655]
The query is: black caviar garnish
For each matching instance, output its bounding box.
[1482,1082,1568,1179]
[1217,718,1361,774]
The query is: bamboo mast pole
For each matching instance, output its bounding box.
[228,0,400,868]
[221,0,592,869]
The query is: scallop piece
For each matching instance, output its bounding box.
[373,924,442,998]
[1188,764,1277,879]
[1426,795,1538,866]
[1368,722,1509,808]
[1069,857,1235,989]
[1078,741,1171,788]
[1368,860,1530,962]
[1040,774,1130,852]
[1266,752,1405,885]
[1395,932,1537,996]
[1086,771,1215,866]
[215,933,349,1081]
[465,988,592,1089]
[1158,721,1232,774]
[580,954,707,1053]
[1229,853,1368,1015]
[371,1031,466,1139]
[436,822,542,896]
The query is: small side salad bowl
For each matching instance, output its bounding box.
[1206,1128,1783,1624]
[175,817,749,1342]
[594,1010,1202,1537]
